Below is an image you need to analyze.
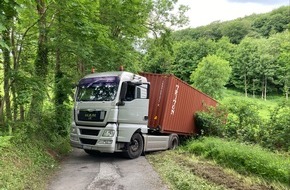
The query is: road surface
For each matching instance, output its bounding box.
[47,148,168,190]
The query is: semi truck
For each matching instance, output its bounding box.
[70,71,217,158]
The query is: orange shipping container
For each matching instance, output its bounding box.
[140,73,218,135]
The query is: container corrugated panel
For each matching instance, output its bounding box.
[140,73,218,135]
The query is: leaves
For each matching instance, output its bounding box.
[190,55,231,99]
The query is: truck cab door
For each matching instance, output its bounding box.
[118,82,149,125]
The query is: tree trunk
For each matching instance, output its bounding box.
[244,75,248,97]
[77,58,85,76]
[20,105,25,121]
[2,30,12,122]
[264,76,267,101]
[284,81,289,101]
[29,0,48,119]
[252,79,255,98]
[11,26,18,121]
[0,96,4,127]
[53,6,69,136]
[261,79,264,100]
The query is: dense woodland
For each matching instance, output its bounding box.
[0,0,289,139]
[0,0,188,137]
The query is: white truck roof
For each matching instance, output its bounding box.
[82,71,148,83]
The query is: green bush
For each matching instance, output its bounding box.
[185,137,290,185]
[0,136,13,149]
[263,101,290,151]
[196,98,290,151]
[195,105,227,137]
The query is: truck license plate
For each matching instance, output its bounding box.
[83,145,92,150]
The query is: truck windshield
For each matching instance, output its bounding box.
[76,76,120,101]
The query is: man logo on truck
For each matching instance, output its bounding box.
[171,84,179,115]
[85,113,97,119]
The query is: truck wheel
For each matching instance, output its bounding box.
[168,134,179,150]
[125,133,143,159]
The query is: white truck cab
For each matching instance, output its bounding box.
[70,71,176,158]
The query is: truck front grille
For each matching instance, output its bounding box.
[80,129,100,136]
[78,110,106,122]
[80,138,97,145]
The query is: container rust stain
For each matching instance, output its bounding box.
[140,73,217,135]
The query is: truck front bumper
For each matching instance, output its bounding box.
[70,122,117,153]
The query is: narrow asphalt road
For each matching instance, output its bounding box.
[47,148,168,190]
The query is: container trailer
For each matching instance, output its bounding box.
[70,71,217,158]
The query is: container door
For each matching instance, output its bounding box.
[118,83,149,125]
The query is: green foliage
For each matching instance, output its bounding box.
[0,135,12,149]
[231,37,260,96]
[171,38,216,82]
[262,101,290,151]
[0,136,71,190]
[184,137,290,185]
[221,20,251,44]
[141,30,174,74]
[196,94,290,151]
[225,98,264,143]
[170,6,290,95]
[274,31,290,99]
[195,105,227,137]
[252,6,290,37]
[173,6,290,41]
[190,55,231,99]
[196,98,264,143]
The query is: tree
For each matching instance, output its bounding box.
[273,31,290,100]
[0,0,18,128]
[139,0,190,74]
[221,20,251,44]
[142,31,174,73]
[231,37,260,97]
[190,55,231,99]
[252,6,290,37]
[28,0,49,120]
[171,38,216,83]
[256,38,278,100]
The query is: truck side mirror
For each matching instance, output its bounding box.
[117,82,127,106]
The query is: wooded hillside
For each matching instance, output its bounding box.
[144,6,290,100]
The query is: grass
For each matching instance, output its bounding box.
[147,138,290,190]
[147,151,226,190]
[221,89,285,119]
[0,136,71,190]
[184,137,290,187]
[147,149,290,190]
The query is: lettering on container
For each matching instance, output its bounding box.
[171,84,179,115]
[157,81,164,107]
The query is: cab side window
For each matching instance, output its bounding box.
[125,83,149,101]
[136,84,149,99]
[125,84,135,101]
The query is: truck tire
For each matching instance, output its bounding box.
[124,133,143,159]
[168,134,179,150]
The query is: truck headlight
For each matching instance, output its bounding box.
[102,129,115,137]
[71,127,77,134]
[98,140,113,144]
[70,135,79,141]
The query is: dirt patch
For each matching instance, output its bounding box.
[46,148,62,161]
[173,153,273,190]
